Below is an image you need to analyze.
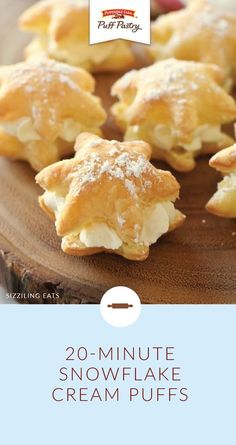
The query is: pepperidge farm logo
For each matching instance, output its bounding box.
[90,1,150,44]
[102,9,136,19]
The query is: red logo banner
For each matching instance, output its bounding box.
[102,9,135,18]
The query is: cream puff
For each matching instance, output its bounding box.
[0,59,106,171]
[206,144,236,218]
[111,58,236,172]
[19,0,135,73]
[36,133,185,260]
[149,0,236,88]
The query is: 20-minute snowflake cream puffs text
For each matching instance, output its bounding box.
[51,346,189,403]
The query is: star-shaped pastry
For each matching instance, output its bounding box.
[36,133,185,260]
[19,0,135,73]
[0,59,106,171]
[111,58,236,172]
[149,0,236,87]
[206,143,236,218]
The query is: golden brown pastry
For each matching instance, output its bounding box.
[0,59,106,171]
[36,133,185,260]
[111,58,236,172]
[206,144,236,218]
[19,0,135,73]
[149,0,236,88]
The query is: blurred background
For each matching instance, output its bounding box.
[0,0,34,65]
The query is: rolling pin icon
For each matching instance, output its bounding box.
[107,303,133,309]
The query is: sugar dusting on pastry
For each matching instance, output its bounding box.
[111,58,236,172]
[69,139,155,197]
[149,0,236,84]
[0,59,106,171]
[19,0,135,73]
[206,144,236,218]
[194,5,229,37]
[36,133,185,261]
[71,146,154,198]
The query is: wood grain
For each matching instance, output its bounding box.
[0,0,235,303]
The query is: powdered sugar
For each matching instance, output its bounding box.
[100,160,111,174]
[140,60,206,102]
[199,7,230,37]
[116,152,130,165]
[70,141,152,197]
[125,179,137,197]
[117,214,126,226]
[0,59,90,133]
[109,147,119,155]
[58,73,79,91]
[3,60,79,92]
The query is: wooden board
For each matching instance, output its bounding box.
[0,0,236,304]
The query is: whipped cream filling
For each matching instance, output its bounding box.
[48,40,113,66]
[181,125,223,152]
[140,203,169,245]
[60,119,82,142]
[1,117,41,143]
[127,124,224,152]
[211,172,236,215]
[43,190,178,249]
[43,191,65,218]
[76,201,177,249]
[217,171,236,192]
[80,223,122,249]
[0,117,82,143]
